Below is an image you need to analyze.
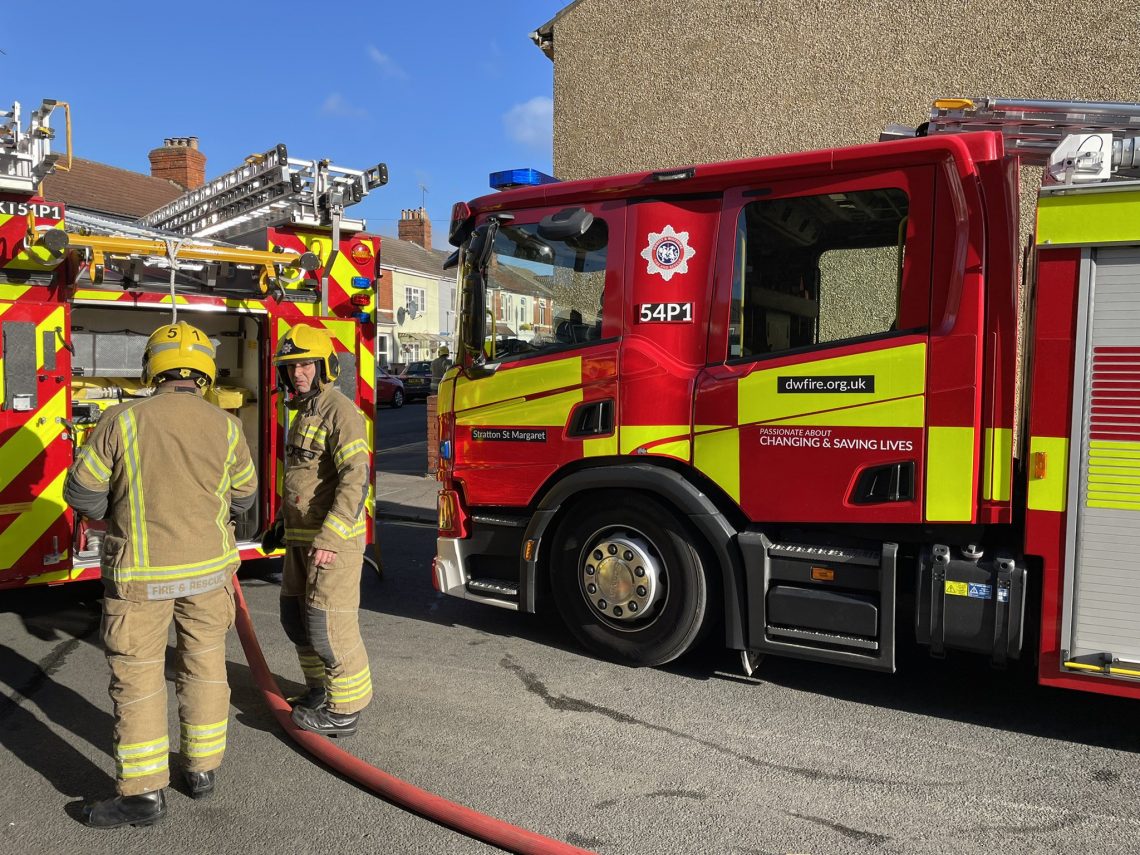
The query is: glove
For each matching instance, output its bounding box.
[261,519,285,553]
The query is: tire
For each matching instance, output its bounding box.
[548,494,714,667]
[389,389,404,409]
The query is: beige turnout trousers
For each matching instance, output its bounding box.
[102,585,235,796]
[279,545,371,714]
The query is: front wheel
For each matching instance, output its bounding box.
[549,495,714,667]
[389,389,404,409]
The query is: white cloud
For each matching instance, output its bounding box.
[321,93,368,119]
[503,97,553,148]
[368,45,408,79]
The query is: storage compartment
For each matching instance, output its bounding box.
[767,586,878,637]
[739,533,898,671]
[915,544,1027,665]
[69,306,268,560]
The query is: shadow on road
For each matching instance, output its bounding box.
[0,582,111,798]
[364,521,584,659]
[368,523,1140,755]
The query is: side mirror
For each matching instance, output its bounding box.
[538,207,594,241]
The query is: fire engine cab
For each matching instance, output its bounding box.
[435,97,1140,702]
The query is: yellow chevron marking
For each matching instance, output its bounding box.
[24,563,88,586]
[0,469,67,571]
[0,285,32,302]
[0,387,67,496]
[358,339,375,393]
[321,318,356,356]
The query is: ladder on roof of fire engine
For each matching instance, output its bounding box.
[137,144,388,242]
[0,99,71,193]
[884,97,1140,186]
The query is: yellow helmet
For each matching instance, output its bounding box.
[438,345,449,357]
[142,321,216,388]
[274,325,339,390]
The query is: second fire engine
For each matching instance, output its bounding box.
[435,97,1140,703]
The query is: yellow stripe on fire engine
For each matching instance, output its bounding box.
[454,357,582,412]
[0,387,67,496]
[438,372,457,413]
[1037,190,1140,247]
[621,425,690,456]
[737,343,926,426]
[1085,439,1140,511]
[983,428,1013,502]
[0,469,67,571]
[1027,436,1068,512]
[767,395,924,428]
[694,428,741,504]
[582,434,618,457]
[925,426,976,522]
[457,389,583,427]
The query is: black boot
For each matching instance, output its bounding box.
[291,704,359,738]
[183,769,215,799]
[82,790,166,829]
[286,686,327,709]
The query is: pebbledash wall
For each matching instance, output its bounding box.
[538,0,1140,189]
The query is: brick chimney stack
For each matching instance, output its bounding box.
[398,207,432,250]
[148,137,207,190]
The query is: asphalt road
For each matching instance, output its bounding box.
[376,399,430,475]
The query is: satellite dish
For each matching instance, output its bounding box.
[397,307,406,325]
[409,308,420,320]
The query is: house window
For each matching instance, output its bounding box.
[405,286,425,319]
[538,300,546,326]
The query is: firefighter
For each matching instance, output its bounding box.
[261,325,372,737]
[63,321,257,829]
[430,344,452,394]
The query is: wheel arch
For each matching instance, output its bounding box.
[519,461,747,651]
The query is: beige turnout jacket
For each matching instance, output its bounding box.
[282,383,370,552]
[64,385,257,601]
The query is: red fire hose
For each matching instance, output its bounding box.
[232,579,597,855]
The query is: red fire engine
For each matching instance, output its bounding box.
[0,98,385,589]
[434,97,1140,701]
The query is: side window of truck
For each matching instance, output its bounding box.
[481,218,609,361]
[728,188,909,358]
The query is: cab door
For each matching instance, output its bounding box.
[450,201,625,507]
[693,168,936,524]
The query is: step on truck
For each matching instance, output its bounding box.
[433,97,1140,701]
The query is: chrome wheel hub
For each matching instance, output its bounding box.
[580,530,662,623]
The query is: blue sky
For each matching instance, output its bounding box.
[2,0,568,249]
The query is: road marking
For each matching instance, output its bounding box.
[375,441,427,455]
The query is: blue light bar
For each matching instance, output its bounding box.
[351,276,373,289]
[489,168,559,191]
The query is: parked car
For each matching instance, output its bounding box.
[376,367,405,408]
[399,360,433,401]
